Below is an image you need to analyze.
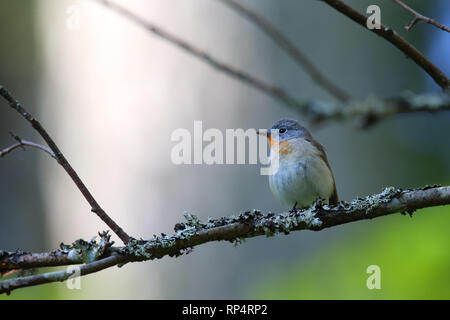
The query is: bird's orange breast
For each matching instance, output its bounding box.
[268,137,294,155]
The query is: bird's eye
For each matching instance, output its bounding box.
[279,128,287,134]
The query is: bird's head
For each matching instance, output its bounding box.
[259,119,312,148]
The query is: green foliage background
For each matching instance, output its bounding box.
[253,205,450,299]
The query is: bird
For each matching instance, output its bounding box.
[259,119,338,210]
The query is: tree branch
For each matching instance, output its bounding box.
[0,85,132,244]
[320,0,450,91]
[392,0,450,33]
[0,132,56,159]
[93,0,309,111]
[1,185,449,294]
[91,0,450,126]
[218,0,351,102]
[0,254,128,295]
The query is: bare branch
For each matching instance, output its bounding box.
[218,0,351,102]
[0,85,132,244]
[2,185,449,294]
[0,140,55,159]
[321,0,450,91]
[92,0,311,111]
[392,0,450,33]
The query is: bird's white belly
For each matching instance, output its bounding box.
[269,155,334,208]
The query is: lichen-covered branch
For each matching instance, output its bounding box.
[218,0,351,102]
[2,185,449,295]
[0,85,132,244]
[320,0,450,91]
[295,92,450,128]
[392,0,450,33]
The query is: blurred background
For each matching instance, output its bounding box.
[0,0,449,299]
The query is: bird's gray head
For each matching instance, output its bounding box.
[268,119,312,141]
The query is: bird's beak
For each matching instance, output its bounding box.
[257,129,273,148]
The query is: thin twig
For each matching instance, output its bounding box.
[0,254,127,295]
[0,132,56,159]
[392,0,450,33]
[1,185,449,294]
[0,85,132,244]
[321,0,450,91]
[0,140,55,159]
[219,0,351,102]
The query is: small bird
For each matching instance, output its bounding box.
[259,119,338,209]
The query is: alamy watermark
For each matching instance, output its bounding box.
[367,5,381,30]
[66,4,81,30]
[66,265,81,290]
[366,265,381,289]
[171,121,279,175]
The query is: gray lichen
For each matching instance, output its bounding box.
[118,206,326,260]
[49,188,408,263]
[2,188,407,267]
[341,187,402,214]
[60,231,114,264]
